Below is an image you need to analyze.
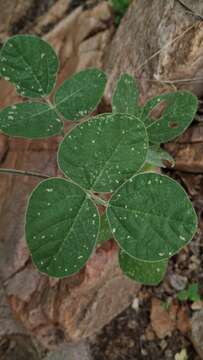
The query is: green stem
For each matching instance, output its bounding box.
[0,168,109,206]
[0,168,50,179]
[45,98,65,136]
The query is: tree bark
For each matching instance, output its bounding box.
[104,0,203,103]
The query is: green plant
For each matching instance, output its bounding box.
[109,0,131,25]
[177,283,201,302]
[0,35,198,285]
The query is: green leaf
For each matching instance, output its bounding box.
[119,249,168,285]
[176,290,188,301]
[177,283,201,302]
[187,283,201,301]
[58,113,148,192]
[142,92,198,143]
[25,178,99,278]
[146,145,175,168]
[0,102,62,138]
[55,68,107,121]
[0,35,59,98]
[110,0,130,14]
[112,74,140,115]
[107,173,197,261]
[97,212,112,245]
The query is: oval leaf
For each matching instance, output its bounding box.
[119,250,168,285]
[55,68,107,121]
[107,173,197,261]
[142,92,198,143]
[0,103,62,138]
[0,35,58,98]
[25,178,99,277]
[112,73,141,115]
[58,113,148,192]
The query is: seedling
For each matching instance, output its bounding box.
[177,283,201,302]
[0,35,198,285]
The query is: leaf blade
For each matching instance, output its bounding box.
[119,249,168,285]
[58,113,148,192]
[0,102,62,138]
[107,173,197,261]
[55,68,107,121]
[25,178,100,277]
[142,91,198,143]
[112,73,140,115]
[0,35,59,98]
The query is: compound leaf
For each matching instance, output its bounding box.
[0,35,59,98]
[55,68,107,121]
[58,113,148,192]
[25,178,99,277]
[107,173,197,262]
[119,249,168,285]
[142,92,198,143]
[0,102,62,138]
[112,73,140,115]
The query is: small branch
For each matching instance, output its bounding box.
[136,23,196,72]
[0,168,50,179]
[150,76,203,84]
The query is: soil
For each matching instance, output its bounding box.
[90,301,199,360]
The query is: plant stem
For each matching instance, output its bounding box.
[0,168,50,179]
[45,98,65,136]
[88,192,109,207]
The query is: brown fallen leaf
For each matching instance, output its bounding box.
[150,298,177,339]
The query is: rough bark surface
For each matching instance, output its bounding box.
[104,0,203,103]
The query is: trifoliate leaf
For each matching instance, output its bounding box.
[55,68,107,121]
[107,173,197,261]
[0,102,62,138]
[58,113,148,192]
[0,35,59,98]
[25,178,99,277]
